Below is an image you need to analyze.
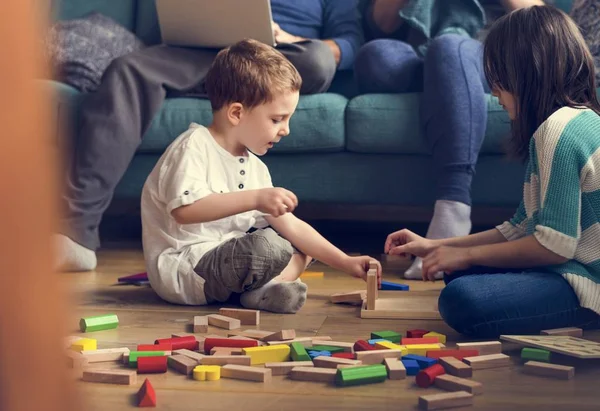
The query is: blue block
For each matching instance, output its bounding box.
[402,354,438,369]
[402,359,420,376]
[308,350,331,359]
[380,281,410,291]
[368,338,388,345]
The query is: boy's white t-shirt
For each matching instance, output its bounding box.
[141,123,273,305]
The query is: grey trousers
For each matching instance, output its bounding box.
[60,41,336,250]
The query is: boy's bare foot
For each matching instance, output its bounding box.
[240,279,307,313]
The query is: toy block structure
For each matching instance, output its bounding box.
[203,337,258,354]
[82,369,137,385]
[172,349,205,362]
[402,359,420,376]
[500,335,600,359]
[330,291,366,305]
[522,361,574,380]
[289,367,337,383]
[290,342,311,361]
[220,364,272,382]
[206,314,241,330]
[521,347,551,362]
[193,316,208,333]
[384,358,406,380]
[242,344,291,365]
[70,338,97,352]
[154,336,197,351]
[218,308,260,325]
[200,355,252,366]
[355,349,403,365]
[463,353,511,370]
[137,356,168,374]
[262,330,296,342]
[438,357,472,378]
[81,347,130,363]
[193,365,221,381]
[265,361,314,375]
[540,327,583,337]
[418,391,473,410]
[423,332,446,344]
[168,354,199,375]
[335,364,387,387]
[313,356,362,368]
[456,341,502,355]
[371,330,401,343]
[79,314,119,333]
[434,374,483,395]
[403,354,438,369]
[137,378,156,407]
[416,364,445,388]
[426,349,479,360]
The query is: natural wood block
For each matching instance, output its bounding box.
[361,295,441,320]
[366,270,377,310]
[312,340,354,353]
[457,341,502,355]
[81,348,130,363]
[210,347,243,355]
[200,355,252,366]
[243,345,291,365]
[463,353,510,370]
[418,391,473,410]
[65,336,83,349]
[523,361,574,380]
[289,367,337,383]
[262,330,296,342]
[439,357,472,378]
[171,333,194,338]
[384,358,406,380]
[330,291,366,305]
[66,350,88,369]
[122,353,130,365]
[355,349,403,365]
[423,332,446,344]
[207,314,241,330]
[313,356,362,368]
[218,308,260,326]
[264,361,314,376]
[82,369,137,385]
[500,335,600,359]
[193,316,208,333]
[168,355,198,375]
[172,349,205,362]
[313,336,332,342]
[434,374,483,395]
[221,364,272,382]
[229,330,275,340]
[540,327,583,337]
[267,337,313,347]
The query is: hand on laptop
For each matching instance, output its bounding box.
[272,21,305,44]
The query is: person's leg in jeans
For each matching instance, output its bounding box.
[438,269,600,338]
[405,34,489,279]
[55,41,336,271]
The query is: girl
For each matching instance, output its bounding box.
[384,5,600,338]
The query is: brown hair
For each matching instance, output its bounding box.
[484,5,600,161]
[204,39,302,111]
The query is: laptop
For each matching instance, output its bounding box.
[156,0,275,48]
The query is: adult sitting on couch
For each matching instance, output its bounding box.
[55,0,364,271]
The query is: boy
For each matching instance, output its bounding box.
[141,39,381,313]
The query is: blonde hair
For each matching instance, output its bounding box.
[205,39,302,111]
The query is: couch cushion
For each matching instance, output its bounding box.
[139,93,348,153]
[53,0,137,31]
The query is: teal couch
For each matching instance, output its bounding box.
[48,0,583,225]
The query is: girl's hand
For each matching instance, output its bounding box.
[422,246,473,281]
[385,229,439,258]
[341,256,382,286]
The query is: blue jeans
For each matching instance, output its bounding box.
[438,267,600,338]
[354,35,489,205]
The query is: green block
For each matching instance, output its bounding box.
[308,345,345,354]
[129,351,165,365]
[521,348,551,363]
[291,342,311,362]
[370,331,401,344]
[336,364,388,387]
[79,314,119,332]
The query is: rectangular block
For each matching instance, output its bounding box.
[137,343,172,352]
[242,345,291,365]
[218,308,260,326]
[291,342,311,362]
[210,347,243,355]
[380,280,410,291]
[70,338,97,352]
[193,316,208,333]
[405,344,442,356]
[200,355,252,366]
[168,355,198,375]
[423,332,446,344]
[354,340,377,352]
[384,358,406,380]
[402,337,440,345]
[79,314,119,333]
[221,364,272,382]
[355,349,403,365]
[434,374,483,395]
[426,349,479,360]
[172,349,205,362]
[540,327,583,337]
[313,356,362,368]
[207,314,241,330]
[523,361,574,380]
[371,331,401,344]
[418,391,473,410]
[312,340,354,353]
[402,354,438,369]
[262,330,296,342]
[309,345,344,354]
[265,361,314,375]
[229,329,275,340]
[82,369,137,385]
[267,337,313,347]
[65,336,83,349]
[128,351,166,365]
[439,357,472,378]
[407,329,429,338]
[366,270,377,310]
[374,341,406,352]
[521,347,551,363]
[203,337,258,354]
[456,341,502,356]
[335,364,387,387]
[289,367,337,383]
[330,291,366,305]
[463,353,510,370]
[81,347,130,363]
[402,359,420,376]
[66,350,88,369]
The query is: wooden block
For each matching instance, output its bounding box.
[262,330,296,342]
[366,270,377,310]
[313,336,333,342]
[122,353,130,365]
[523,361,574,380]
[218,308,260,326]
[137,378,156,407]
[210,347,243,355]
[407,329,430,338]
[204,337,258,353]
[301,271,325,278]
[70,338,97,352]
[82,369,137,385]
[463,353,510,370]
[138,343,173,352]
[416,364,446,388]
[355,349,403,365]
[375,341,407,353]
[289,367,337,383]
[418,391,473,410]
[426,350,479,360]
[540,327,583,337]
[200,355,252,366]
[521,347,551,362]
[405,344,442,356]
[371,330,401,343]
[81,347,130,363]
[137,355,168,374]
[229,329,275,340]
[65,336,82,349]
[242,345,290,364]
[384,358,406,380]
[402,337,441,345]
[439,357,472,378]
[264,361,314,376]
[79,314,119,333]
[193,316,208,333]
[434,374,483,395]
[456,341,502,355]
[312,340,354,353]
[424,332,446,344]
[267,337,313,347]
[354,340,377,352]
[330,291,366,305]
[66,350,88,369]
[207,314,241,330]
[168,355,198,375]
[313,356,362,368]
[172,349,205,362]
[154,336,197,351]
[171,333,193,338]
[220,364,272,382]
[193,365,221,381]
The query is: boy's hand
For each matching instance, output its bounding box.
[385,229,438,258]
[341,256,382,287]
[422,246,472,281]
[256,187,298,217]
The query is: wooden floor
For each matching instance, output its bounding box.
[67,248,600,410]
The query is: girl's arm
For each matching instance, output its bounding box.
[436,228,507,248]
[468,235,568,267]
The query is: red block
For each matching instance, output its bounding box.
[416,364,445,388]
[354,340,377,352]
[137,378,157,407]
[406,329,429,338]
[401,337,440,345]
[137,356,168,374]
[332,352,356,360]
[154,336,197,351]
[137,343,173,352]
[203,338,258,354]
[426,349,479,360]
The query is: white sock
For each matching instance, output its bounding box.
[53,234,97,272]
[404,200,472,280]
[240,279,307,313]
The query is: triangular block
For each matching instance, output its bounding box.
[137,378,156,407]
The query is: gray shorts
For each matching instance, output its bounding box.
[194,228,294,303]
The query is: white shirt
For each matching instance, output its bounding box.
[141,123,273,305]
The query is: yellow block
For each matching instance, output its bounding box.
[70,338,97,352]
[301,271,324,278]
[404,344,441,356]
[424,331,446,344]
[242,344,291,365]
[375,341,408,355]
[193,365,221,381]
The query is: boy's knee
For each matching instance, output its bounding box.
[241,229,293,288]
